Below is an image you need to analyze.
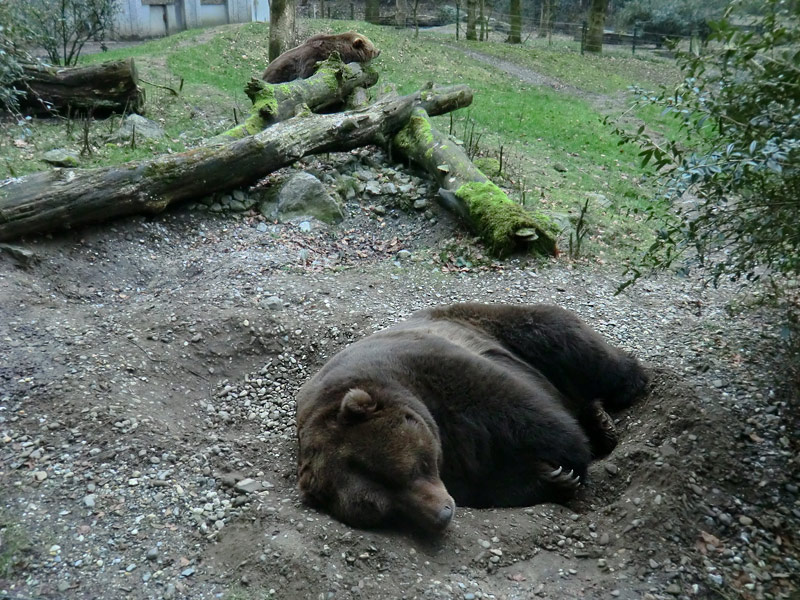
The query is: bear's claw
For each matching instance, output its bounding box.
[544,465,581,489]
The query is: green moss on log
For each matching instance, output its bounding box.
[455,181,559,257]
[393,109,435,157]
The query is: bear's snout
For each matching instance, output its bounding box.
[405,479,456,531]
[434,502,455,530]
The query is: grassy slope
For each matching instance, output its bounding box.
[1,20,681,259]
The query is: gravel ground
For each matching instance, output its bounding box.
[1,150,798,600]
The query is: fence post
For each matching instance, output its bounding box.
[350,1,354,20]
[632,23,637,55]
[580,20,587,55]
[456,2,460,40]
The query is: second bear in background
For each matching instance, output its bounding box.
[262,32,380,83]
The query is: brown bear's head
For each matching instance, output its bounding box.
[344,32,381,61]
[297,388,454,532]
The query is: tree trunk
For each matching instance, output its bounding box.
[538,0,552,38]
[0,86,473,242]
[508,0,522,43]
[392,108,559,257]
[479,0,485,41]
[15,59,142,116]
[365,0,380,23]
[466,0,477,40]
[585,0,608,53]
[269,0,296,61]
[214,56,379,141]
[396,0,407,27]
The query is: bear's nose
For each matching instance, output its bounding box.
[435,504,455,529]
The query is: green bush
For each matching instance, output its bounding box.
[612,0,800,289]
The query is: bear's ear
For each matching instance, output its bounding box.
[338,388,377,422]
[352,37,365,49]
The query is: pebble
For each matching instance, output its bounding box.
[738,515,753,526]
[34,470,48,481]
[604,463,618,475]
[83,494,96,508]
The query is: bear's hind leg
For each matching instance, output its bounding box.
[577,400,619,458]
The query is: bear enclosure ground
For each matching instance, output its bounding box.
[1,26,799,600]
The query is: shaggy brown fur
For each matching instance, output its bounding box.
[295,303,649,532]
[262,32,380,83]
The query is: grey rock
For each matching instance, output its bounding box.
[107,114,165,142]
[42,149,79,167]
[413,199,429,211]
[265,296,282,310]
[256,222,269,233]
[0,244,39,268]
[83,494,96,508]
[229,200,247,212]
[235,478,261,494]
[277,173,344,224]
[364,180,382,195]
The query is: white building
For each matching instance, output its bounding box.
[115,0,269,39]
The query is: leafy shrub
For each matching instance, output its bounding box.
[612,0,800,289]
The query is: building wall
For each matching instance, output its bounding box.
[114,0,268,39]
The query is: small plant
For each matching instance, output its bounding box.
[569,198,590,258]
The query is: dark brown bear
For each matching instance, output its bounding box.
[295,303,648,532]
[262,32,380,83]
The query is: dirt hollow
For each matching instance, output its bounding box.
[1,155,798,600]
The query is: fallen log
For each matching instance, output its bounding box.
[217,54,379,140]
[392,107,559,257]
[15,58,143,116]
[0,85,472,242]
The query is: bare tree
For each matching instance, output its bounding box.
[538,0,553,38]
[365,0,380,23]
[508,0,522,42]
[585,0,608,53]
[466,0,478,39]
[412,0,422,37]
[13,0,117,66]
[396,0,408,27]
[269,0,296,61]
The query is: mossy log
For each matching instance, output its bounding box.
[16,59,142,116]
[392,107,559,257]
[0,85,473,242]
[217,55,379,140]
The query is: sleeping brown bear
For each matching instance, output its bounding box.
[262,32,380,83]
[295,303,648,532]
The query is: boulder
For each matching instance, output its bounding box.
[276,172,344,224]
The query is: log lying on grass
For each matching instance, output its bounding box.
[217,54,379,141]
[16,59,143,116]
[0,85,472,242]
[392,107,559,257]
